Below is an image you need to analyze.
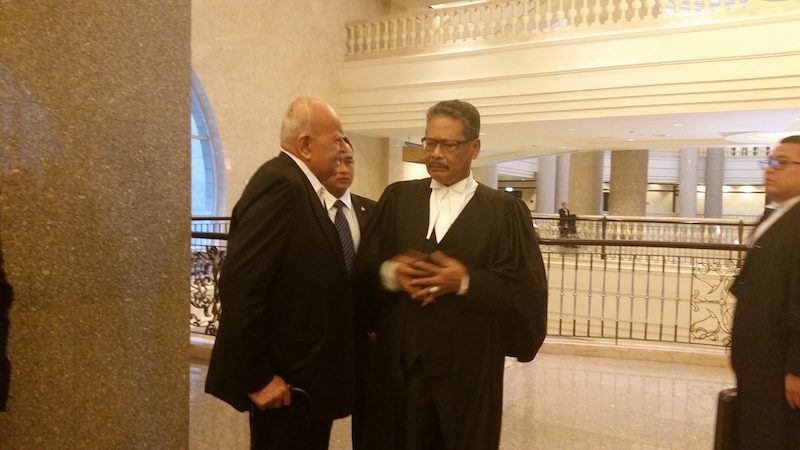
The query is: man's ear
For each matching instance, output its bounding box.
[470,138,481,160]
[297,134,313,160]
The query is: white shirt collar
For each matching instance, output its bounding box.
[429,171,474,194]
[322,189,352,210]
[776,194,800,212]
[282,150,325,205]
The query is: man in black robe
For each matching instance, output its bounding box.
[730,135,800,449]
[357,99,548,449]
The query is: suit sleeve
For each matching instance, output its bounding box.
[786,248,800,377]
[218,173,294,393]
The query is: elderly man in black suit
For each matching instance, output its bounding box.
[358,99,548,449]
[206,97,355,450]
[730,134,800,449]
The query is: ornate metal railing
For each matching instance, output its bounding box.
[191,217,230,335]
[190,216,749,348]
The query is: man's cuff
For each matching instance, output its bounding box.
[458,274,469,295]
[380,260,401,292]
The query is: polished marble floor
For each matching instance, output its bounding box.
[190,348,735,449]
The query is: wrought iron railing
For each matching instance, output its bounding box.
[190,215,753,348]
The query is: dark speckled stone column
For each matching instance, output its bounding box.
[609,150,649,216]
[0,1,190,448]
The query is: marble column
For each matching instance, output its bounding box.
[704,147,725,218]
[473,164,498,189]
[0,2,190,448]
[555,153,571,210]
[568,151,604,215]
[609,150,649,216]
[679,148,700,217]
[535,155,557,213]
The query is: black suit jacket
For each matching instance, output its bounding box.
[205,152,355,419]
[351,193,376,250]
[731,201,800,382]
[729,201,800,446]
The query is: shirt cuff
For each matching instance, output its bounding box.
[380,260,401,292]
[458,274,469,295]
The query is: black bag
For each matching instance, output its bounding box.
[714,387,738,450]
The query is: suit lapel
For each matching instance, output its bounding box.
[281,153,348,273]
[352,195,369,235]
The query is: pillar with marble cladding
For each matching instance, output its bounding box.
[0,2,190,448]
[472,164,498,189]
[704,147,725,218]
[679,148,700,217]
[535,156,557,213]
[568,151,604,215]
[555,153,571,209]
[609,150,649,216]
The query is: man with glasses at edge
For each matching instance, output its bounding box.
[730,135,800,448]
[356,99,548,449]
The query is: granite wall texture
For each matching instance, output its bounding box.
[0,1,191,447]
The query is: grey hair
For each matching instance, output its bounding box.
[280,97,315,145]
[426,99,481,141]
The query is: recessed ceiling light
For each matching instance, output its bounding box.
[673,123,683,127]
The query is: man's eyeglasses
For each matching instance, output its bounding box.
[421,137,474,153]
[759,159,800,170]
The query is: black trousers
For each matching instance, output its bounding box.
[249,407,332,450]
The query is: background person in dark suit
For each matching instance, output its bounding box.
[320,136,376,450]
[558,201,576,237]
[0,237,11,412]
[358,100,548,449]
[730,134,800,449]
[205,97,355,450]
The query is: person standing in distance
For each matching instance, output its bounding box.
[205,97,356,450]
[730,134,800,449]
[319,136,377,450]
[358,99,548,449]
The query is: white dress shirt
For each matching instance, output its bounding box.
[427,173,478,242]
[749,194,800,246]
[282,150,326,207]
[321,189,361,250]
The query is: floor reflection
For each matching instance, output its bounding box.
[190,352,735,449]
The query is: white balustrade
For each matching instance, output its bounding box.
[346,0,752,57]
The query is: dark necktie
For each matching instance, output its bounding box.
[334,200,355,273]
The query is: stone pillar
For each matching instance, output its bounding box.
[609,150,649,216]
[704,147,725,218]
[679,148,699,217]
[535,155,556,213]
[0,2,190,448]
[568,151,604,215]
[555,154,571,210]
[472,164,498,189]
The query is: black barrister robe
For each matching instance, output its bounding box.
[730,201,800,449]
[357,179,548,449]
